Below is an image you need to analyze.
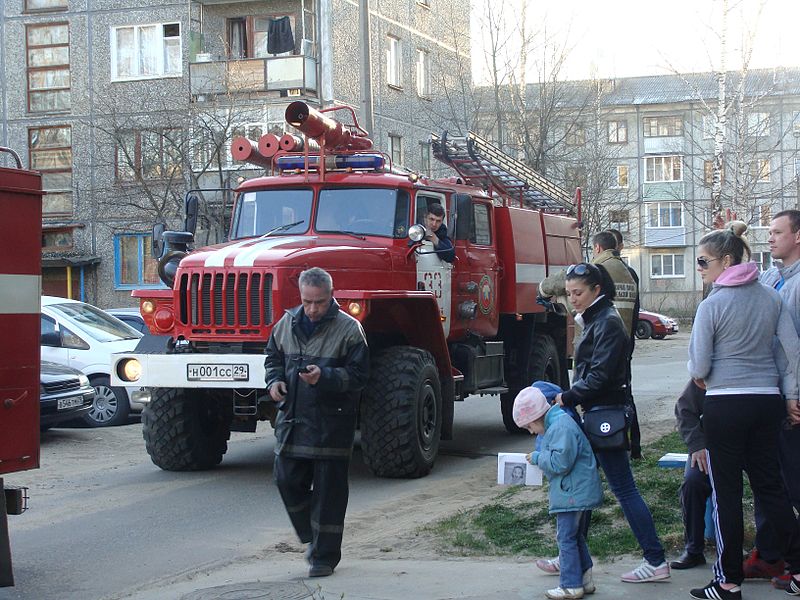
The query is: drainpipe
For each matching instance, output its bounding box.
[319,0,334,106]
[359,0,374,134]
[0,7,6,147]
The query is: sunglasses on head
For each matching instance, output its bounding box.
[696,257,721,269]
[567,263,591,276]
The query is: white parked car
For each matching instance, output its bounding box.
[40,296,150,427]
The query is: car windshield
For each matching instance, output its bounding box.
[50,303,141,342]
[316,188,410,238]
[231,189,313,239]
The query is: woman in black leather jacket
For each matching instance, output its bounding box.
[556,262,669,585]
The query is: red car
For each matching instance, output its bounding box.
[635,310,679,340]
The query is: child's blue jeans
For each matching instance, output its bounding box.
[556,510,593,588]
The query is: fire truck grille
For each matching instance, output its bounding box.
[179,271,273,328]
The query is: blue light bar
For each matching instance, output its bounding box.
[276,153,386,172]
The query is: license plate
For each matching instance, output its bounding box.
[186,363,249,382]
[57,396,84,410]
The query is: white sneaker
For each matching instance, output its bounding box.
[620,560,671,583]
[582,568,595,595]
[545,586,584,600]
[536,557,560,574]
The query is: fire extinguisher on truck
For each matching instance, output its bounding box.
[111,101,582,478]
[0,148,41,587]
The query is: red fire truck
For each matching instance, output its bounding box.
[111,102,581,478]
[0,148,41,586]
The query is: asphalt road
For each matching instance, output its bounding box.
[0,333,687,600]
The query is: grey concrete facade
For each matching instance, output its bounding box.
[0,0,470,308]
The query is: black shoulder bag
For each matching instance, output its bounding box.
[582,405,629,451]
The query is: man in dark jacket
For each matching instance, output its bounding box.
[422,202,455,263]
[264,267,369,578]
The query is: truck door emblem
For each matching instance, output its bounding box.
[478,274,493,314]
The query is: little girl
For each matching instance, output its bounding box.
[514,386,604,600]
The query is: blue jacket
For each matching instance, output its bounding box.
[531,405,604,513]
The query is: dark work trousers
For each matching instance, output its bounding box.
[680,459,713,555]
[274,455,350,570]
[704,394,800,584]
[753,425,800,561]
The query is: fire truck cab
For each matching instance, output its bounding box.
[112,103,581,478]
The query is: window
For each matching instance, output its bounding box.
[747,112,770,137]
[651,253,685,278]
[611,165,629,188]
[607,120,627,144]
[751,202,772,227]
[226,15,296,59]
[114,233,161,288]
[644,155,682,182]
[420,141,431,176]
[111,23,181,80]
[565,124,586,146]
[116,129,182,181]
[29,125,72,216]
[749,158,770,183]
[564,166,587,190]
[26,23,70,113]
[752,251,772,272]
[609,209,629,232]
[416,49,431,97]
[388,134,402,166]
[42,227,73,251]
[643,115,683,137]
[26,0,67,11]
[647,201,682,227]
[387,35,401,87]
[471,203,491,245]
[702,114,716,139]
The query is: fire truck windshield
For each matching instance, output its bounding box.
[316,188,410,238]
[232,189,313,239]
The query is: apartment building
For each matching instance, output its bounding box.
[0,0,469,307]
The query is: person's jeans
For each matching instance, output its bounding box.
[595,448,666,566]
[556,511,593,589]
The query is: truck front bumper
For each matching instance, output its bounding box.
[110,353,268,389]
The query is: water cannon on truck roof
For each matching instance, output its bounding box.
[111,102,581,478]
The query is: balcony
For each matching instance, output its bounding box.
[644,226,686,247]
[643,136,685,154]
[190,55,317,98]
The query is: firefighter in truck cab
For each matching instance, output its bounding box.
[420,202,455,263]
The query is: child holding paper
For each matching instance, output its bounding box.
[514,386,604,600]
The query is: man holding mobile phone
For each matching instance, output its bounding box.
[264,267,369,578]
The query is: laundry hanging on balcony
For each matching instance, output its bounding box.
[267,16,294,55]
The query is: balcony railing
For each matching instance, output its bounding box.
[644,226,686,247]
[190,55,317,97]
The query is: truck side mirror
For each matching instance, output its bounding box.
[152,222,165,259]
[453,193,472,240]
[184,194,199,236]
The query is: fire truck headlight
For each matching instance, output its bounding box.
[117,359,142,382]
[347,302,363,317]
[408,224,426,242]
[141,300,156,314]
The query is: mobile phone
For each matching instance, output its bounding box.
[298,366,311,374]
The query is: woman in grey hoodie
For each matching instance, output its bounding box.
[687,222,800,600]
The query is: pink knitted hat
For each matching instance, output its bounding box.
[512,386,550,427]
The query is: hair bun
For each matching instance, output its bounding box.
[727,220,748,237]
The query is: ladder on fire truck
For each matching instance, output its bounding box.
[431,131,575,215]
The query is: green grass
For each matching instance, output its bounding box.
[427,431,755,559]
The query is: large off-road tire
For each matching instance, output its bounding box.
[361,346,442,478]
[142,388,232,471]
[635,320,653,340]
[501,334,561,434]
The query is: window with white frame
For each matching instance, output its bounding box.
[607,120,627,143]
[609,209,629,232]
[420,141,431,175]
[651,253,685,278]
[643,115,683,137]
[111,23,181,81]
[645,155,683,182]
[747,112,770,137]
[751,202,772,228]
[611,165,629,188]
[114,233,161,288]
[416,49,431,97]
[388,134,402,166]
[647,201,682,227]
[386,35,401,87]
[749,158,770,183]
[751,251,772,272]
